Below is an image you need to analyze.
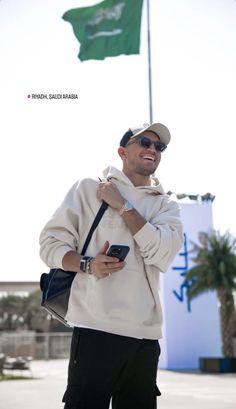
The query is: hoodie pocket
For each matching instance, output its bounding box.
[87,269,155,323]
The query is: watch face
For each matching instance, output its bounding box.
[125,201,133,211]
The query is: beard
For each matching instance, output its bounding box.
[133,162,158,176]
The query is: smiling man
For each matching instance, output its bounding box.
[122,130,162,178]
[39,122,183,409]
[119,123,169,181]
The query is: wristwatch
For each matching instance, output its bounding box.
[80,256,94,274]
[119,200,134,216]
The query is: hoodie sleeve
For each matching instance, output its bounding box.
[39,182,81,269]
[133,197,183,272]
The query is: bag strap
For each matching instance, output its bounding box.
[81,201,108,256]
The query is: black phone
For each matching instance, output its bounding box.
[106,245,130,261]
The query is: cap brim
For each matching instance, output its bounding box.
[131,123,171,145]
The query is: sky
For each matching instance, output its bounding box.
[0,0,236,282]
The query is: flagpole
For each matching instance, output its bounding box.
[147,0,153,124]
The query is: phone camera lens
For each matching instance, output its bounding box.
[112,248,121,256]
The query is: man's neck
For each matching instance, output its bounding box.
[123,170,151,187]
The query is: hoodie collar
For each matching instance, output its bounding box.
[102,166,165,195]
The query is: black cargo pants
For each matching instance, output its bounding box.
[63,327,161,409]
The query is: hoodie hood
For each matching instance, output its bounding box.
[103,166,165,195]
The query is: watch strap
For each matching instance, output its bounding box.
[119,201,133,216]
[80,256,94,274]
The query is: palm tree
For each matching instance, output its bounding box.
[0,291,49,332]
[0,295,23,330]
[184,230,236,357]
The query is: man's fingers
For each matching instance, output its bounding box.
[101,265,125,278]
[102,262,126,276]
[95,255,123,265]
[93,244,126,279]
[105,261,126,270]
[98,240,110,255]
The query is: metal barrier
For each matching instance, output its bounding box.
[0,332,72,360]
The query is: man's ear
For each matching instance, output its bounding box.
[118,146,126,159]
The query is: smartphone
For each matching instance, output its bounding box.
[106,245,130,261]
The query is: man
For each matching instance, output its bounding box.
[39,122,183,409]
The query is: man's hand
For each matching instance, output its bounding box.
[97,181,124,211]
[90,241,126,279]
[97,181,146,235]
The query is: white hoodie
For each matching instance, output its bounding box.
[39,166,183,339]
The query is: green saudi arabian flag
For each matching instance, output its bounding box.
[62,0,143,61]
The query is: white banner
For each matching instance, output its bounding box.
[159,202,221,369]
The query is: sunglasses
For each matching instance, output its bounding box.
[128,136,167,152]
